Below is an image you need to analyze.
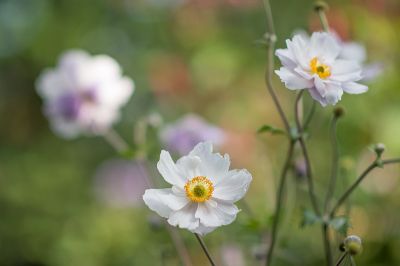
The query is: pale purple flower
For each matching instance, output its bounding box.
[276,32,368,106]
[93,159,149,208]
[36,50,134,138]
[143,142,252,235]
[221,244,245,266]
[160,114,225,156]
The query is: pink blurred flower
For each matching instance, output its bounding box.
[160,114,226,156]
[221,244,245,266]
[93,159,149,208]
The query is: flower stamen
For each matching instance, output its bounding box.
[185,176,214,202]
[310,57,331,79]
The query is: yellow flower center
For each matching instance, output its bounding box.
[310,57,331,79]
[184,176,214,202]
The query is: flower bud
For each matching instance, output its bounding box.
[314,1,329,12]
[333,106,345,118]
[344,235,362,256]
[374,143,385,157]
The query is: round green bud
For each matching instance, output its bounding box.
[374,143,385,156]
[333,106,345,118]
[344,235,362,256]
[314,1,329,12]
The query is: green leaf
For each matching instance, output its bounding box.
[329,216,350,235]
[301,209,322,228]
[257,125,285,135]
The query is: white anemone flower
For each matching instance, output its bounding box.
[36,50,134,138]
[143,142,252,235]
[275,32,368,106]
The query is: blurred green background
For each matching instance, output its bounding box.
[1,0,400,265]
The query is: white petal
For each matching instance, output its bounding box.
[188,142,230,183]
[342,82,368,94]
[213,169,252,202]
[157,151,186,187]
[330,60,362,82]
[167,203,199,231]
[325,84,343,105]
[340,42,366,63]
[193,224,217,235]
[309,32,341,63]
[286,34,310,69]
[275,48,297,69]
[307,87,328,107]
[143,189,174,218]
[143,189,188,212]
[195,200,238,227]
[176,155,202,179]
[275,68,313,90]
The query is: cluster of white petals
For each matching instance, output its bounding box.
[36,50,134,138]
[275,32,368,106]
[143,142,252,235]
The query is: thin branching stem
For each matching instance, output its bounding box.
[262,0,290,132]
[324,116,340,212]
[266,141,296,265]
[335,252,348,266]
[194,233,216,266]
[295,91,321,216]
[330,158,400,217]
[322,222,333,266]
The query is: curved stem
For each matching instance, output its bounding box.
[330,158,400,217]
[194,233,216,266]
[324,116,340,212]
[266,141,296,265]
[295,91,321,216]
[262,0,290,132]
[303,100,316,130]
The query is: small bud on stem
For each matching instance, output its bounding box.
[314,1,329,12]
[333,106,345,118]
[343,235,363,256]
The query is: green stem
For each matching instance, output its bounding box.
[266,141,296,265]
[335,252,348,266]
[324,116,340,212]
[330,158,400,217]
[295,91,321,216]
[262,0,291,132]
[194,233,216,266]
[322,222,333,266]
[316,7,330,32]
[303,100,316,130]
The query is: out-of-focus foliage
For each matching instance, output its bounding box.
[0,0,400,265]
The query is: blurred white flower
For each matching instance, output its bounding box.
[159,114,225,156]
[275,32,368,106]
[93,159,149,208]
[143,142,252,235]
[36,50,134,138]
